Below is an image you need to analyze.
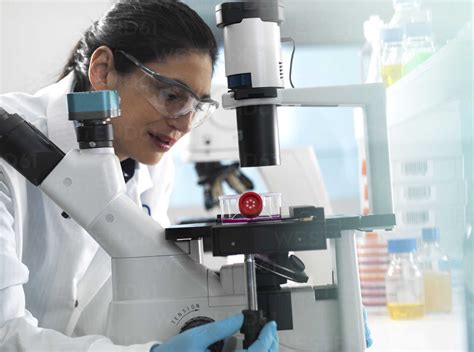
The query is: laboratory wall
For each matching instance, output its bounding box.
[0,1,113,94]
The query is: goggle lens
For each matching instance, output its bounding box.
[138,75,216,128]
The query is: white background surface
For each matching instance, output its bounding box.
[0,1,113,94]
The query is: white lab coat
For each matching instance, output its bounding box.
[0,72,175,351]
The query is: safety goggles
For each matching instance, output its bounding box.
[117,50,219,128]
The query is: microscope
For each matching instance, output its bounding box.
[0,1,395,351]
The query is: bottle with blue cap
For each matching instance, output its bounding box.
[419,227,452,313]
[385,238,425,319]
[402,21,436,75]
[380,27,404,87]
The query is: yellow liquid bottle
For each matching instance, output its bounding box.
[420,228,453,313]
[424,271,452,313]
[380,28,404,87]
[381,64,403,87]
[385,239,425,320]
[387,303,425,320]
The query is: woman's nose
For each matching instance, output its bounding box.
[167,112,193,133]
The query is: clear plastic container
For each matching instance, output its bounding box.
[357,232,389,307]
[219,192,282,224]
[380,27,404,87]
[385,238,425,319]
[418,228,452,313]
[402,22,436,75]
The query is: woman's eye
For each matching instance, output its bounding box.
[160,89,178,101]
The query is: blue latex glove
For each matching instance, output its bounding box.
[363,307,373,348]
[150,314,278,352]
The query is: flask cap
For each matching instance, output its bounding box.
[422,227,440,242]
[381,27,403,42]
[388,238,417,253]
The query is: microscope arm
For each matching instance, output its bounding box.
[222,83,394,215]
[39,149,183,258]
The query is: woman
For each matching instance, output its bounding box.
[0,1,278,351]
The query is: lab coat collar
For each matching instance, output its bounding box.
[45,72,78,153]
[45,72,154,195]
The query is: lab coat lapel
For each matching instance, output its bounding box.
[45,72,78,153]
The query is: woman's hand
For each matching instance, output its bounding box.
[364,307,373,348]
[150,314,278,352]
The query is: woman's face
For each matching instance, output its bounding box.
[112,51,213,165]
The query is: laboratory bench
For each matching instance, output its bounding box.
[368,288,467,351]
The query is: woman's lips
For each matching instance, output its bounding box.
[147,132,175,152]
[155,133,177,145]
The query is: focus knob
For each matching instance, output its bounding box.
[288,254,306,272]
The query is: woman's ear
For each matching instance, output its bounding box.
[88,46,119,91]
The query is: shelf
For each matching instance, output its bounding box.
[387,23,472,128]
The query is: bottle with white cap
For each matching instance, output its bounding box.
[419,227,452,313]
[385,238,425,319]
